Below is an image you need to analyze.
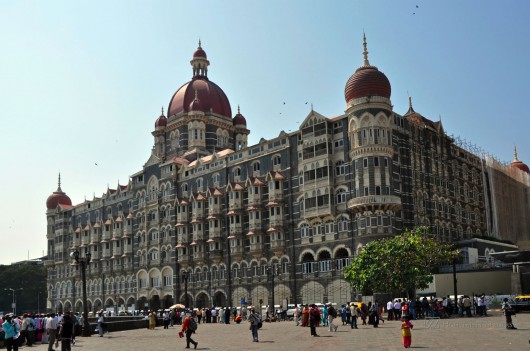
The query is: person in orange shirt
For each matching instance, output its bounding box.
[181,312,198,349]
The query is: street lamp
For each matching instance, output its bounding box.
[70,249,92,337]
[267,265,279,314]
[182,271,189,307]
[4,288,23,315]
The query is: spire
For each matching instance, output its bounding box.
[198,38,201,48]
[363,32,370,67]
[161,106,165,117]
[514,145,520,162]
[57,173,62,192]
[406,96,415,114]
[237,105,240,114]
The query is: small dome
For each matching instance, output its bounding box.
[193,41,207,58]
[189,90,203,112]
[510,146,529,174]
[46,174,72,210]
[233,105,247,126]
[155,108,167,128]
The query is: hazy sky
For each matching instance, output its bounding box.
[1,0,529,265]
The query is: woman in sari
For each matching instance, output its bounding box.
[301,304,309,327]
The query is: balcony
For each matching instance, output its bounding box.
[229,224,243,235]
[271,239,286,255]
[247,195,262,206]
[347,195,402,214]
[269,217,284,227]
[268,190,283,202]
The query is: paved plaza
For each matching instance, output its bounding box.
[18,312,530,350]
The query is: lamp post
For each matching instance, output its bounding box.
[5,288,23,315]
[37,291,41,314]
[267,265,279,313]
[182,271,189,308]
[70,249,92,337]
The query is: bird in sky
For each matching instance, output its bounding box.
[283,102,286,105]
[305,102,308,104]
[416,5,419,8]
[95,163,98,166]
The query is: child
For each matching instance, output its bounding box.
[401,316,413,348]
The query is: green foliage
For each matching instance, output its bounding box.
[0,262,47,314]
[343,227,459,296]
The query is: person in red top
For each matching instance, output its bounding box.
[181,312,198,349]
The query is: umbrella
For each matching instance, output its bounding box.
[169,303,186,309]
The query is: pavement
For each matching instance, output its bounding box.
[20,312,530,350]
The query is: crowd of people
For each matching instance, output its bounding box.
[0,311,82,351]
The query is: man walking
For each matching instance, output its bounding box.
[46,312,58,351]
[309,304,320,337]
[181,312,198,349]
[327,303,338,332]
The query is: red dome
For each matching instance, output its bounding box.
[193,47,207,58]
[233,106,247,126]
[345,66,391,103]
[46,190,72,210]
[510,160,530,174]
[233,114,246,126]
[168,77,232,119]
[155,115,167,128]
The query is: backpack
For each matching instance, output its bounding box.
[188,317,197,331]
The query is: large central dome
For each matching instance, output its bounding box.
[167,42,232,119]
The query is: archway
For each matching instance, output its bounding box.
[75,300,83,313]
[138,296,148,313]
[213,291,227,307]
[93,299,102,313]
[56,301,64,314]
[196,292,209,309]
[64,300,72,313]
[126,297,136,312]
[150,295,161,311]
[162,294,173,309]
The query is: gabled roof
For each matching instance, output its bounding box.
[300,109,327,129]
[266,171,285,181]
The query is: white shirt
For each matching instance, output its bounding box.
[46,316,58,330]
[394,302,401,310]
[387,301,393,310]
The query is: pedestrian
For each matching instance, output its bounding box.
[224,307,230,324]
[401,315,413,348]
[387,300,394,321]
[501,298,516,330]
[148,310,156,330]
[371,301,380,328]
[163,311,170,329]
[327,303,338,332]
[301,304,309,327]
[360,302,368,325]
[2,313,20,351]
[46,312,58,351]
[97,312,106,337]
[181,312,198,349]
[58,313,74,351]
[293,304,299,326]
[248,307,261,342]
[21,313,35,346]
[350,303,359,329]
[309,304,320,337]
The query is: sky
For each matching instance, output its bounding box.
[1,0,529,265]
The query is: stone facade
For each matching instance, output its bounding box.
[45,38,530,314]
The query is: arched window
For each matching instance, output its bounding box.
[272,155,281,166]
[336,189,347,204]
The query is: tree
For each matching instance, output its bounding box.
[343,227,459,296]
[0,262,47,313]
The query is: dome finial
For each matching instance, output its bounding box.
[161,106,165,116]
[198,38,201,48]
[363,32,370,67]
[57,172,62,191]
[238,105,240,114]
[514,145,520,162]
